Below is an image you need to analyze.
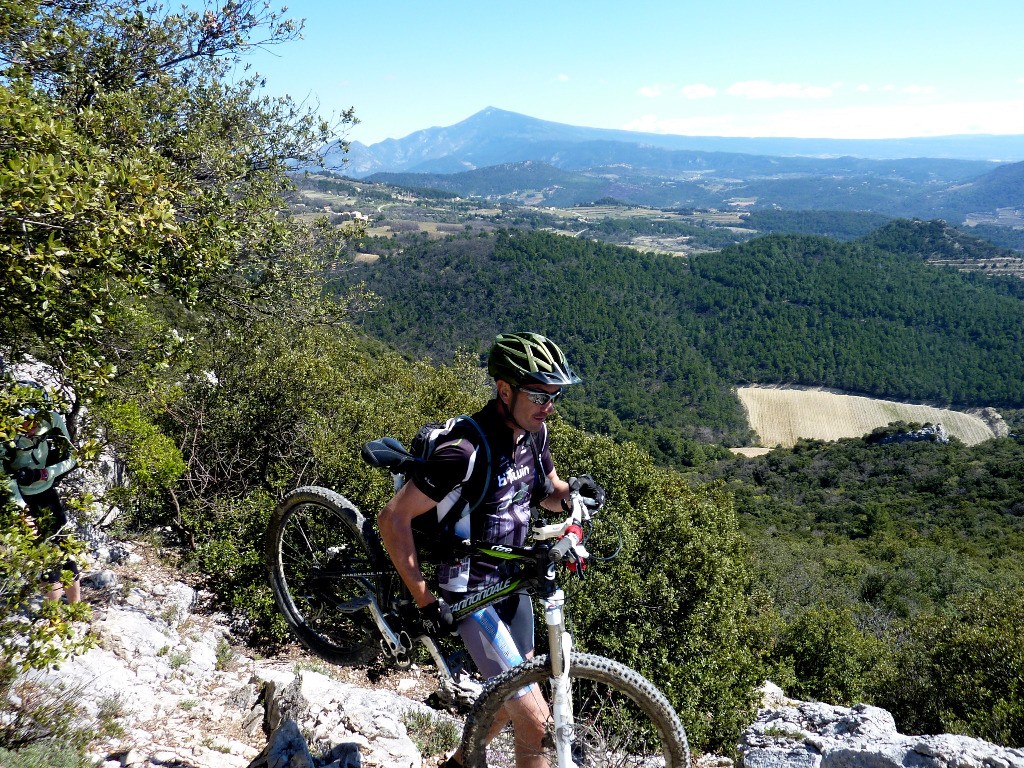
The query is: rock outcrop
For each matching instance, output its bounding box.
[16,542,451,768]
[740,682,1024,768]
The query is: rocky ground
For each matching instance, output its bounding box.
[14,537,1024,768]
[17,538,455,768]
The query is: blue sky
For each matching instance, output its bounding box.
[242,0,1024,147]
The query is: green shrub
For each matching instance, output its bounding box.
[550,422,763,754]
[770,605,882,705]
[402,709,460,758]
[873,589,1024,746]
[0,742,91,768]
[0,666,92,765]
[0,502,92,673]
[94,400,186,504]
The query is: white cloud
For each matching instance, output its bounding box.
[856,84,871,93]
[622,98,1024,139]
[557,73,570,83]
[639,84,666,98]
[681,83,716,99]
[727,80,833,99]
[902,84,936,95]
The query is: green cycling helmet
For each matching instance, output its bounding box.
[487,332,582,387]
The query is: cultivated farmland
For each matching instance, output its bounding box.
[737,385,1000,448]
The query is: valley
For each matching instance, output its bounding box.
[291,172,1024,463]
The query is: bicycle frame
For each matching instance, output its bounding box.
[374,529,569,686]
[430,495,591,765]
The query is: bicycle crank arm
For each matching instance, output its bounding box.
[361,592,412,659]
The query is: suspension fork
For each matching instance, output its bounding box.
[544,588,577,768]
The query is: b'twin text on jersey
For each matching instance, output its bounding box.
[497,464,531,488]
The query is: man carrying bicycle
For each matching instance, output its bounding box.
[377,332,605,768]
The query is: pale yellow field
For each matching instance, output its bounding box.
[737,385,998,448]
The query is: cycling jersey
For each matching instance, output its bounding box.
[410,399,554,594]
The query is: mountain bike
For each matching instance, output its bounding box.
[266,437,690,767]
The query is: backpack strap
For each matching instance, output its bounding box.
[456,415,491,514]
[458,416,550,513]
[526,427,553,500]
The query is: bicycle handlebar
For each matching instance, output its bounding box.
[543,492,589,564]
[548,533,579,563]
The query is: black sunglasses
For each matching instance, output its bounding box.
[514,386,563,406]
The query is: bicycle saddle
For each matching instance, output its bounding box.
[361,437,419,472]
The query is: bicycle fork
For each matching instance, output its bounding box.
[545,588,578,768]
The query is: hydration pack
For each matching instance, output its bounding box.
[405,415,492,561]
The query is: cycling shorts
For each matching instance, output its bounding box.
[446,590,535,699]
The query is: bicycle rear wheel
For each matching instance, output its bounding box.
[462,652,690,767]
[266,486,386,665]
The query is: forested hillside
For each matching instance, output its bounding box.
[689,431,1024,742]
[743,210,894,240]
[339,225,1024,464]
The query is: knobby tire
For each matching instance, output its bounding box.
[462,652,690,767]
[266,485,385,665]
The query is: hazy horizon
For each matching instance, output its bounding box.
[243,0,1024,147]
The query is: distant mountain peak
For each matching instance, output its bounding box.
[331,108,1024,189]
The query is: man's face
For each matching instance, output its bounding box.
[501,381,561,433]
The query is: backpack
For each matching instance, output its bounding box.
[403,415,491,562]
[403,415,546,562]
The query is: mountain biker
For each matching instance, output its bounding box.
[377,332,605,768]
[3,383,81,604]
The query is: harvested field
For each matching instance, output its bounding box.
[730,446,772,457]
[737,385,998,448]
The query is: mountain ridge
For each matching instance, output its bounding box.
[334,107,1024,178]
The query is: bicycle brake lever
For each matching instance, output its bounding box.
[532,519,571,540]
[534,493,587,540]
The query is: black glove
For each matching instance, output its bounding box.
[13,467,44,485]
[419,599,457,636]
[570,474,606,510]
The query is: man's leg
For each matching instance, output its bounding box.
[30,488,80,604]
[446,592,548,767]
[503,683,551,768]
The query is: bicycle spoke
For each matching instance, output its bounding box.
[268,488,383,665]
[464,654,688,768]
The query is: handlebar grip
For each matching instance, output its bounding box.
[549,535,576,563]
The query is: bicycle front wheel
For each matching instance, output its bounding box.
[266,486,386,665]
[462,652,690,767]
